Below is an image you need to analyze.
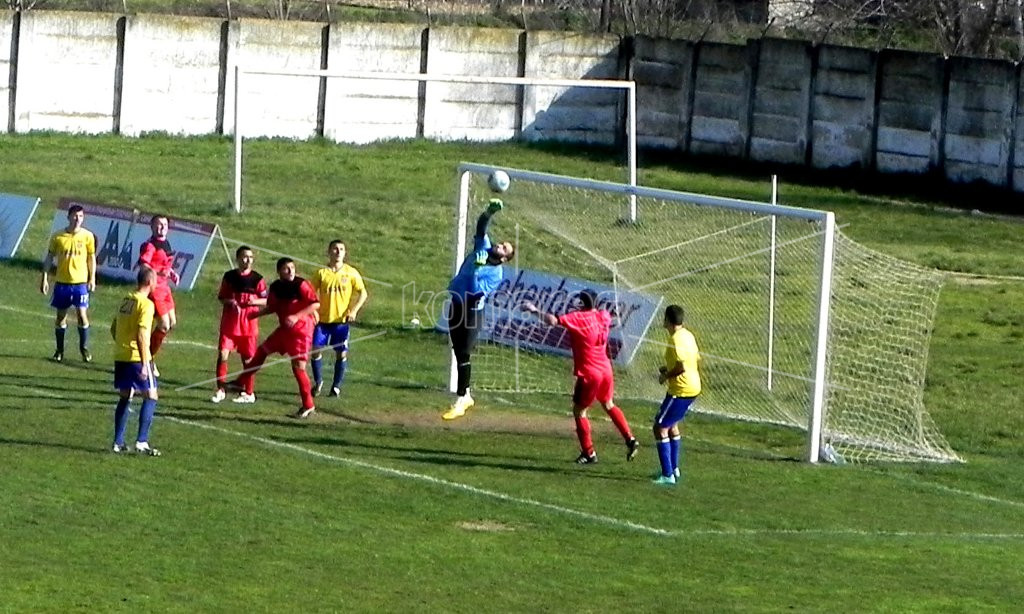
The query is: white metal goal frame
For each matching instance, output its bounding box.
[230,66,638,215]
[454,162,837,464]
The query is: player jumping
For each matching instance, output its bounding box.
[212,245,268,403]
[40,204,96,363]
[137,214,179,376]
[523,289,639,464]
[310,240,367,398]
[237,257,320,418]
[442,198,514,421]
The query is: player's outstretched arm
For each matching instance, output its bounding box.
[522,302,559,327]
[474,199,503,238]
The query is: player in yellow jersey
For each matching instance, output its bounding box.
[653,304,702,486]
[40,204,97,363]
[109,268,161,456]
[309,240,367,397]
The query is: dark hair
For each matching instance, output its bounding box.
[235,245,253,258]
[577,289,597,310]
[329,239,345,249]
[137,266,157,286]
[150,214,169,225]
[276,257,294,271]
[665,304,685,326]
[67,204,84,216]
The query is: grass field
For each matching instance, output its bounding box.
[1,133,1023,612]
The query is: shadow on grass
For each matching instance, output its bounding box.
[0,436,104,455]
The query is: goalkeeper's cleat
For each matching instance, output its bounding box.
[211,389,226,403]
[442,395,474,421]
[232,392,256,404]
[313,380,324,396]
[626,438,640,461]
[652,474,677,487]
[134,441,161,457]
[81,348,92,363]
[575,452,598,465]
[52,350,63,363]
[293,407,316,419]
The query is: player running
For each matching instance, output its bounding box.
[137,214,179,376]
[653,304,702,487]
[237,257,320,418]
[309,240,367,398]
[523,289,639,464]
[442,198,514,421]
[211,245,268,403]
[40,204,97,363]
[109,267,161,456]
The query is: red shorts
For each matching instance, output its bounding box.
[572,371,614,408]
[260,326,312,359]
[151,285,175,317]
[218,333,257,358]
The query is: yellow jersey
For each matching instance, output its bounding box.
[665,327,701,397]
[48,229,96,284]
[113,290,155,362]
[311,264,366,324]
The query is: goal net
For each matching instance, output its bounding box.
[452,163,960,464]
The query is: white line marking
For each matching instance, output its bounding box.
[0,303,51,319]
[164,416,671,536]
[868,470,1024,510]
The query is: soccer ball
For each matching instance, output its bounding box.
[488,170,510,193]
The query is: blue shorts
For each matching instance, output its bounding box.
[113,361,157,392]
[654,394,696,429]
[51,282,89,311]
[313,322,350,353]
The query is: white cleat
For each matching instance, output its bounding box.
[293,407,316,419]
[134,441,161,457]
[232,392,256,404]
[442,394,475,421]
[211,389,226,403]
[111,443,130,454]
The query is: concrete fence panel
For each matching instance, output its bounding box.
[944,56,1015,186]
[811,44,876,170]
[748,37,812,164]
[632,35,693,150]
[225,18,324,139]
[522,31,623,145]
[875,50,945,175]
[120,15,223,137]
[424,26,521,141]
[689,41,751,157]
[1,12,13,132]
[325,23,424,144]
[14,11,119,134]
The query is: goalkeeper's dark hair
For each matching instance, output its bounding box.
[235,245,253,258]
[665,304,685,326]
[577,289,597,310]
[276,257,294,271]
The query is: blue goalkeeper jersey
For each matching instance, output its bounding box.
[448,233,504,310]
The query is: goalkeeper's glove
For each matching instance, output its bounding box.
[487,198,504,214]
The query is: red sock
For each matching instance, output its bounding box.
[574,415,594,456]
[293,365,314,409]
[605,406,633,441]
[241,349,267,395]
[150,328,167,356]
[216,357,228,389]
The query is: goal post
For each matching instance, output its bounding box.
[230,66,637,214]
[452,162,960,464]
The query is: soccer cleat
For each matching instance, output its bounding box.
[626,438,640,461]
[111,443,130,454]
[52,351,63,363]
[674,468,681,478]
[328,387,341,398]
[211,389,226,403]
[81,349,92,363]
[441,395,474,421]
[293,407,316,419]
[232,392,256,404]
[134,441,161,457]
[652,474,677,486]
[575,452,598,465]
[313,380,324,396]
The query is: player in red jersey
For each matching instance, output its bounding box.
[211,245,268,404]
[137,214,179,375]
[524,289,639,464]
[237,257,321,418]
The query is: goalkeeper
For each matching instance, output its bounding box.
[442,199,515,421]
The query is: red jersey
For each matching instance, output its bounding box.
[139,237,174,290]
[558,309,613,377]
[219,269,268,337]
[267,277,319,335]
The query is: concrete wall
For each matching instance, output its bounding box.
[811,44,875,170]
[944,57,1016,186]
[689,42,751,157]
[633,35,693,149]
[1,13,13,132]
[875,50,944,175]
[14,11,119,133]
[749,38,812,164]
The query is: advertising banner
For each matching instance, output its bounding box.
[0,192,41,259]
[47,198,218,291]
